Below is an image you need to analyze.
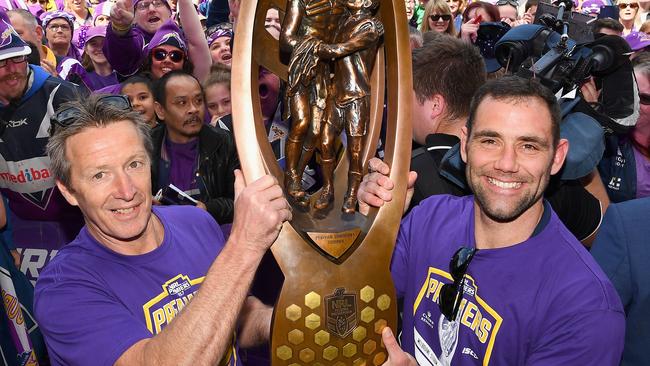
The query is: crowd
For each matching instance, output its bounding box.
[0,0,647,364]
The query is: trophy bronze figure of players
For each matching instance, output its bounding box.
[231,0,412,364]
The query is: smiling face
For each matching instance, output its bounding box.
[134,0,171,35]
[57,121,155,253]
[66,0,87,14]
[85,36,107,65]
[618,0,639,21]
[154,74,205,143]
[150,44,185,79]
[428,13,451,32]
[122,82,157,127]
[461,96,567,223]
[0,57,29,105]
[210,36,232,66]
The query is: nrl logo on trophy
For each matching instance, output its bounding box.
[232,0,412,363]
[325,287,358,338]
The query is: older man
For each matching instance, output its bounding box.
[372,77,625,365]
[152,71,239,224]
[34,93,290,365]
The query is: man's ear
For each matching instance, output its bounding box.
[154,101,165,121]
[430,94,445,121]
[35,25,44,43]
[56,179,79,207]
[550,138,569,175]
[460,126,469,163]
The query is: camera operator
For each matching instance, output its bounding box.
[598,53,650,202]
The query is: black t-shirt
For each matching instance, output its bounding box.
[409,134,601,241]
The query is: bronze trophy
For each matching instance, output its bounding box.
[232,0,412,364]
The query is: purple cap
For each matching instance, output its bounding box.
[580,0,607,15]
[40,10,75,31]
[207,22,233,46]
[146,18,186,53]
[625,31,650,51]
[73,25,106,51]
[0,8,31,61]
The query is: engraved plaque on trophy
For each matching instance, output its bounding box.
[231,0,412,364]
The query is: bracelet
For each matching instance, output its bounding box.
[111,21,131,34]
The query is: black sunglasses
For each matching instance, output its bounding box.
[152,48,185,63]
[430,14,452,21]
[50,95,132,135]
[438,247,477,321]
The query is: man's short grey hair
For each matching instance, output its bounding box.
[46,94,153,190]
[7,9,38,30]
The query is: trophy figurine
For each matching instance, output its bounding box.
[231,0,412,363]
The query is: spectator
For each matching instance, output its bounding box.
[139,20,193,80]
[446,0,465,33]
[92,0,112,26]
[405,0,416,22]
[592,17,625,36]
[34,93,288,365]
[7,9,58,75]
[599,53,650,201]
[63,0,91,28]
[207,22,232,67]
[581,0,608,17]
[625,30,650,58]
[496,0,518,24]
[618,0,640,35]
[203,63,231,127]
[524,0,537,16]
[78,25,118,90]
[41,10,81,60]
[591,197,650,366]
[421,0,456,35]
[0,10,85,285]
[460,1,499,42]
[374,76,626,365]
[641,19,650,32]
[105,0,210,81]
[264,7,280,40]
[121,74,158,127]
[409,25,423,49]
[152,71,239,224]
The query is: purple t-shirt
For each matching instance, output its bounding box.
[33,205,241,366]
[391,195,625,365]
[165,137,199,192]
[633,145,650,198]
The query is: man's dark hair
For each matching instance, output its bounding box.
[412,32,486,120]
[153,70,203,106]
[592,18,624,35]
[467,76,561,147]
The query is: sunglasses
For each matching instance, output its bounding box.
[152,48,185,63]
[496,0,519,7]
[50,95,132,135]
[430,14,452,21]
[438,247,477,321]
[0,55,27,68]
[640,93,650,105]
[618,2,639,9]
